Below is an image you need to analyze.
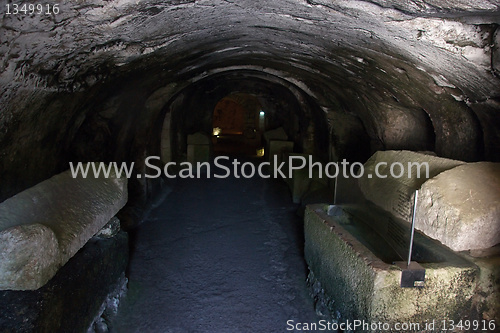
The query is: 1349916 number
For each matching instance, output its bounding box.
[6,3,59,15]
[442,319,496,331]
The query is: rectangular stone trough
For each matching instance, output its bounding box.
[304,204,479,331]
[0,165,127,290]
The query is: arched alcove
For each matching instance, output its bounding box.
[158,70,331,165]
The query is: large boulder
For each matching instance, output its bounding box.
[416,162,500,252]
[0,224,60,291]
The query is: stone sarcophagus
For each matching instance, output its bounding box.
[0,164,127,290]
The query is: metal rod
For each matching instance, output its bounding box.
[408,190,419,267]
[333,176,338,205]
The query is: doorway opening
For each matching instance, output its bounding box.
[212,93,265,156]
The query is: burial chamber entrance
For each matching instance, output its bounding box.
[161,70,330,164]
[211,93,264,156]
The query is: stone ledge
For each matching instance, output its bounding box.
[0,231,129,333]
[0,165,127,290]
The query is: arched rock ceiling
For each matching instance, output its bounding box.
[1,0,499,98]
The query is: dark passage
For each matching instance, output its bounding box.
[111,164,320,332]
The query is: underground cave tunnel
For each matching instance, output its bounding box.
[1,0,500,332]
